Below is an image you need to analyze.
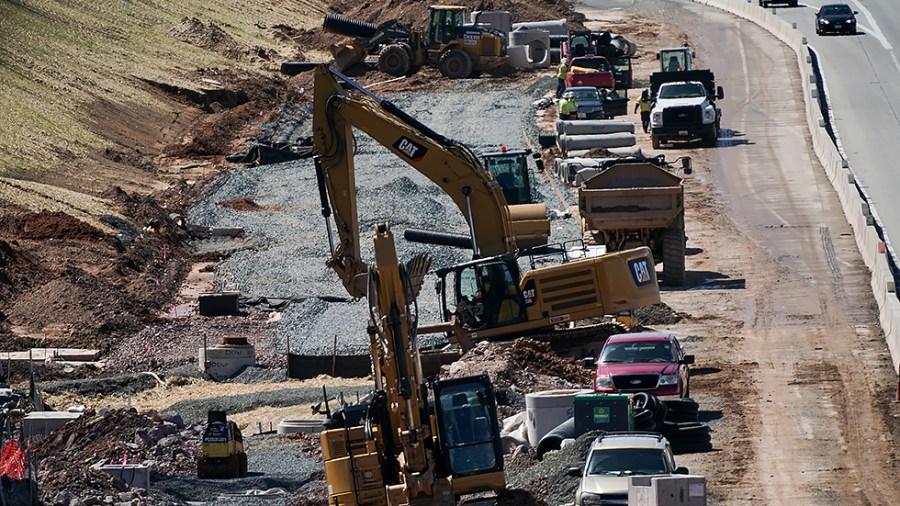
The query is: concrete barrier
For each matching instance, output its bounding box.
[691,0,900,366]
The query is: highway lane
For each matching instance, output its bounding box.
[576,0,900,502]
[766,1,900,258]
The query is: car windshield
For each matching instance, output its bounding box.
[658,83,706,99]
[572,90,600,101]
[587,448,669,476]
[821,5,852,15]
[571,58,609,71]
[601,341,675,364]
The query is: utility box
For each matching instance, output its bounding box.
[574,393,633,434]
[23,411,82,438]
[198,291,240,316]
[96,463,151,491]
[629,475,707,506]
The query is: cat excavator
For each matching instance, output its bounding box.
[310,64,661,352]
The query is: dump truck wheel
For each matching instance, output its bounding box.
[379,44,412,76]
[703,128,718,147]
[439,49,473,79]
[651,135,661,150]
[663,215,686,286]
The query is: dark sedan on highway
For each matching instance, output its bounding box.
[816,4,858,35]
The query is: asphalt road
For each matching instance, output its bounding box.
[579,0,900,503]
[763,0,900,260]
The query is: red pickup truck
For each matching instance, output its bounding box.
[590,332,694,398]
[565,56,615,90]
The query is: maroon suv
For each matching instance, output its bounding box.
[591,332,694,397]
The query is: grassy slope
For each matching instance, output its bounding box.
[0,0,325,217]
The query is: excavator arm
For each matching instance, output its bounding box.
[312,64,545,298]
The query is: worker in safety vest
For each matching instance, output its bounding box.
[558,90,577,118]
[555,60,568,98]
[634,89,653,133]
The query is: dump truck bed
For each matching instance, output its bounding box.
[579,162,684,230]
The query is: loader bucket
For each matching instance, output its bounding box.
[329,41,367,70]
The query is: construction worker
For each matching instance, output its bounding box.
[635,89,653,133]
[558,90,577,118]
[555,60,568,98]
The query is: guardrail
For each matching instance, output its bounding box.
[692,0,900,366]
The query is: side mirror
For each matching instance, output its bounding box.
[567,466,583,477]
[674,466,689,475]
[535,159,545,172]
[681,157,692,175]
[655,53,660,60]
[854,11,859,14]
[716,86,725,100]
[583,357,596,369]
[683,354,695,365]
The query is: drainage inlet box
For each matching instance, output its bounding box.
[199,291,240,316]
[574,393,633,433]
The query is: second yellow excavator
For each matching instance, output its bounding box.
[309,64,660,351]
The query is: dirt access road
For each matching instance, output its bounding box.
[578,0,900,503]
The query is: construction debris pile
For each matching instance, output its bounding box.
[31,408,200,504]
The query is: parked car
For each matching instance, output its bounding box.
[591,332,694,397]
[815,4,858,35]
[571,432,688,506]
[561,86,605,120]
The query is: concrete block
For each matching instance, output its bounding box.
[97,463,151,491]
[23,411,82,438]
[199,340,256,380]
[629,475,706,505]
[507,45,531,69]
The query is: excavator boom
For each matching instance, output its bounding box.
[312,65,547,297]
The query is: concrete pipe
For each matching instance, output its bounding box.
[556,119,636,135]
[470,11,512,36]
[612,35,638,57]
[559,132,636,153]
[507,45,531,69]
[277,419,324,435]
[528,39,551,68]
[575,167,602,186]
[509,29,550,48]
[512,19,568,36]
[549,47,561,65]
[566,145,643,159]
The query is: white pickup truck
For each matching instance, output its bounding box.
[649,70,724,149]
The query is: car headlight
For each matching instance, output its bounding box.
[703,106,716,122]
[848,19,856,23]
[595,375,613,388]
[651,111,663,125]
[659,374,679,385]
[580,493,606,506]
[821,19,830,24]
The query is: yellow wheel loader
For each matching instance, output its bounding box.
[321,6,508,79]
[197,410,248,479]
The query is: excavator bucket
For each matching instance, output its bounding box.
[328,40,368,70]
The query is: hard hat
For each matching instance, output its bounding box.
[562,90,575,98]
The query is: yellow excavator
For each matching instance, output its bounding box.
[320,223,505,505]
[309,64,661,351]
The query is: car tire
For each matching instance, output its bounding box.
[651,135,661,149]
[439,49,474,79]
[662,214,686,286]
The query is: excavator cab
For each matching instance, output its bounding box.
[427,6,466,46]
[431,374,505,489]
[437,254,528,332]
[482,149,533,205]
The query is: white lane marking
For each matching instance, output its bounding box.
[845,0,890,50]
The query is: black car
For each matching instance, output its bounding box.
[816,3,858,35]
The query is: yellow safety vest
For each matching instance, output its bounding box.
[556,62,568,80]
[559,98,577,115]
[636,98,652,112]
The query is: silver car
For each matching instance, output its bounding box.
[572,433,688,505]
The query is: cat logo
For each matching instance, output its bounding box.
[392,136,428,163]
[628,257,653,287]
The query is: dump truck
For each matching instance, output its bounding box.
[579,156,692,286]
[649,69,724,148]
